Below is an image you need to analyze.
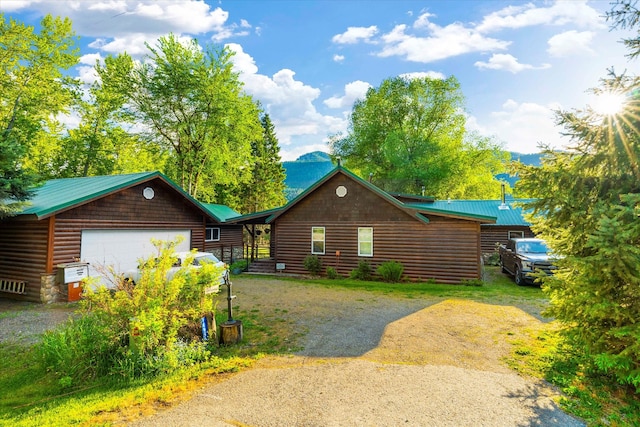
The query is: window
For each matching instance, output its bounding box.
[206,227,220,242]
[508,230,524,239]
[311,227,325,254]
[358,227,373,257]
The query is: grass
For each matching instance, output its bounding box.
[0,267,637,426]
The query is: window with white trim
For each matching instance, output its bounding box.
[311,227,325,254]
[358,227,373,257]
[205,227,220,242]
[508,230,524,239]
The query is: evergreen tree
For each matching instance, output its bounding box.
[230,113,287,214]
[516,0,640,388]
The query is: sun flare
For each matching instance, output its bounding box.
[593,92,626,116]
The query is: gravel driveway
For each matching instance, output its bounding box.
[0,276,584,426]
[131,277,585,427]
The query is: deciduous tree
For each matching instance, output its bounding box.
[330,76,507,198]
[113,34,262,200]
[0,14,79,216]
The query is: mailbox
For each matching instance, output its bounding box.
[57,262,90,302]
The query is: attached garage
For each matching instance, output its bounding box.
[80,229,192,281]
[0,172,240,302]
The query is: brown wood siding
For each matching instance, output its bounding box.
[283,173,417,223]
[0,217,49,301]
[204,225,244,263]
[272,173,482,283]
[274,219,480,283]
[480,225,534,254]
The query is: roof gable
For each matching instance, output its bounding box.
[264,166,495,224]
[19,172,213,220]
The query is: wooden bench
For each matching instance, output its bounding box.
[0,279,27,294]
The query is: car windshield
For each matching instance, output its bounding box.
[193,254,221,266]
[517,241,548,254]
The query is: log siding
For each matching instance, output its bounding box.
[270,172,484,283]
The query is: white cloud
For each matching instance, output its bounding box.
[333,54,345,63]
[0,0,43,12]
[475,99,569,153]
[227,43,345,156]
[547,30,595,57]
[89,33,160,56]
[79,53,103,66]
[324,81,371,109]
[377,18,510,63]
[8,1,238,39]
[476,0,605,33]
[399,71,446,80]
[332,26,378,44]
[474,53,551,73]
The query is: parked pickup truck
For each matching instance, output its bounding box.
[124,251,226,294]
[499,238,555,286]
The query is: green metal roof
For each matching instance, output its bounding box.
[406,199,533,226]
[201,203,241,222]
[18,171,222,221]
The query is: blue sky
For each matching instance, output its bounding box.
[2,0,634,161]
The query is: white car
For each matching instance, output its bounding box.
[124,251,226,294]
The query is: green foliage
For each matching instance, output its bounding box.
[0,14,79,216]
[303,255,323,275]
[223,113,287,213]
[514,5,640,389]
[230,259,248,274]
[39,240,223,381]
[325,266,340,279]
[101,34,262,200]
[329,75,507,198]
[376,260,404,283]
[350,260,373,280]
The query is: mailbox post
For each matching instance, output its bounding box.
[219,272,243,345]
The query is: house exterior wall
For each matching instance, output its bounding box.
[204,224,244,264]
[0,216,50,302]
[272,174,482,283]
[480,225,534,255]
[0,179,209,302]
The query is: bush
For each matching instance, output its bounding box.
[350,260,372,280]
[230,259,248,274]
[39,239,223,381]
[325,266,340,279]
[303,255,323,275]
[377,260,404,282]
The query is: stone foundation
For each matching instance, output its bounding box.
[40,273,61,304]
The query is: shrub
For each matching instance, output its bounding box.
[377,260,404,282]
[39,239,223,381]
[230,259,248,274]
[303,255,323,275]
[350,260,372,280]
[325,266,340,279]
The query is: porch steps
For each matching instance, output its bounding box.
[247,259,276,274]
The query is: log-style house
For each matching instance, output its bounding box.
[231,166,497,283]
[0,172,243,303]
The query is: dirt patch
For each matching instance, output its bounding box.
[0,298,77,345]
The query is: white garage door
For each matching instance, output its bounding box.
[80,229,191,286]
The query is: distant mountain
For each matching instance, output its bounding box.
[282,151,334,200]
[295,151,332,162]
[281,151,542,200]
